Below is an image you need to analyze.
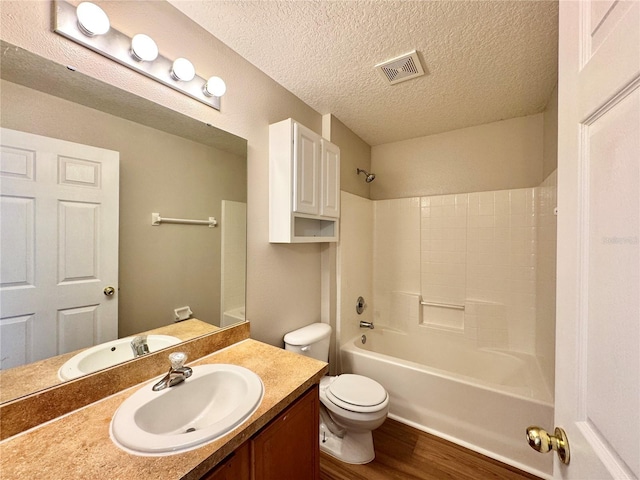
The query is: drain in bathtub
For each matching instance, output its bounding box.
[361,335,367,344]
[185,428,196,433]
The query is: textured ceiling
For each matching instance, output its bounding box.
[170,1,558,146]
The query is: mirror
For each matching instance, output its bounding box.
[0,42,248,403]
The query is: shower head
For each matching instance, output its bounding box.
[356,168,376,183]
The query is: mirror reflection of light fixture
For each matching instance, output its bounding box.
[55,0,224,110]
[130,34,159,62]
[76,2,110,36]
[171,58,196,82]
[204,76,227,97]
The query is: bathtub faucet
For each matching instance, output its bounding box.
[130,335,149,358]
[359,321,374,329]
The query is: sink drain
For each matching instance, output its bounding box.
[185,427,196,433]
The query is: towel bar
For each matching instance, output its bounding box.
[151,212,217,227]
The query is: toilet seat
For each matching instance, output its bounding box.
[325,374,388,413]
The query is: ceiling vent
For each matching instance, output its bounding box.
[375,50,425,85]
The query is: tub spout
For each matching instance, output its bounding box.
[359,321,374,329]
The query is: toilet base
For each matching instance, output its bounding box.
[319,419,375,464]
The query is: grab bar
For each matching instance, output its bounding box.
[151,212,218,228]
[420,300,465,311]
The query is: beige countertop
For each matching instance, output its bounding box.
[0,319,219,404]
[0,339,328,479]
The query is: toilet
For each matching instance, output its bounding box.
[284,323,389,464]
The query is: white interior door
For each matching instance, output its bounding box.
[0,128,119,369]
[555,1,639,478]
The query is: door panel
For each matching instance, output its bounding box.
[321,139,340,218]
[0,128,119,369]
[0,314,34,368]
[58,201,100,283]
[585,89,639,478]
[556,0,639,478]
[293,122,321,215]
[57,305,100,354]
[0,195,35,287]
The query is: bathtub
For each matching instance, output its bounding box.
[221,306,245,327]
[340,328,554,478]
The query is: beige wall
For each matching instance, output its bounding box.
[370,114,545,199]
[327,115,372,199]
[1,79,246,337]
[543,86,559,178]
[0,0,325,346]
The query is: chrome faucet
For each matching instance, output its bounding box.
[130,335,149,358]
[359,320,374,329]
[152,352,193,391]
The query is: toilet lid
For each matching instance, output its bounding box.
[326,374,387,410]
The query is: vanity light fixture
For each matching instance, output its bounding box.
[130,34,159,62]
[54,0,225,111]
[171,58,196,82]
[203,76,227,97]
[75,1,110,36]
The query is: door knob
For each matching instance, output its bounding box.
[526,426,570,464]
[103,286,116,296]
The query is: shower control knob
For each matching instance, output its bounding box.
[526,426,570,464]
[356,296,365,314]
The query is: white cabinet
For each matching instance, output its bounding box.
[269,118,340,243]
[320,139,340,218]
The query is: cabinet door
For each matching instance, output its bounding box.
[252,386,319,480]
[320,139,340,218]
[200,442,250,480]
[293,123,321,216]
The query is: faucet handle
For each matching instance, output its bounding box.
[169,352,187,369]
[131,334,147,346]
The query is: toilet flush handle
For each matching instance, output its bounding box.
[301,345,310,352]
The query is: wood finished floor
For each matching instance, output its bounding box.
[319,419,542,480]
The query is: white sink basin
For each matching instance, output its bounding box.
[58,335,181,380]
[110,364,264,455]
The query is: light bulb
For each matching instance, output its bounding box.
[76,2,110,36]
[203,76,226,97]
[130,34,158,62]
[171,58,196,82]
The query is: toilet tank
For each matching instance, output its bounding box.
[284,323,331,362]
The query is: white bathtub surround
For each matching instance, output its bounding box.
[338,172,557,476]
[420,194,468,309]
[341,330,554,477]
[220,200,247,325]
[416,188,538,353]
[337,193,374,365]
[221,306,245,328]
[370,179,556,358]
[372,197,421,328]
[388,292,422,332]
[535,171,557,393]
[464,300,508,348]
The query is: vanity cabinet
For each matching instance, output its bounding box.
[252,385,320,480]
[201,442,250,480]
[200,385,320,480]
[269,118,340,243]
